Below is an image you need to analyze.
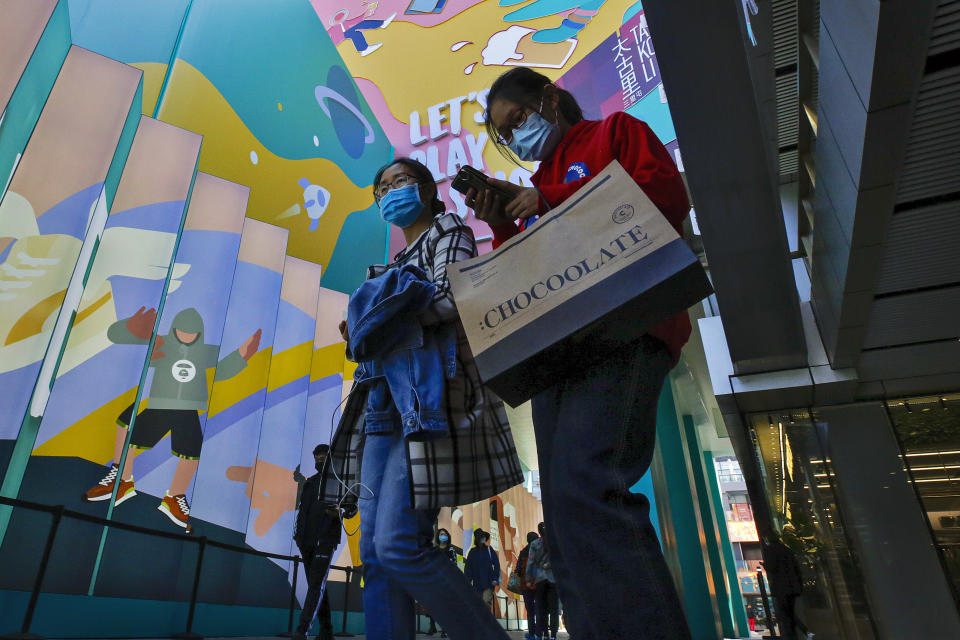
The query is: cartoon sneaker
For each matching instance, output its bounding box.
[158,492,192,532]
[83,464,136,505]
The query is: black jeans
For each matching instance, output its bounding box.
[522,591,537,634]
[533,581,559,638]
[298,547,334,638]
[530,336,692,640]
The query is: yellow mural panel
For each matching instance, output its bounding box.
[205,347,273,419]
[311,341,348,382]
[32,391,148,463]
[266,340,315,393]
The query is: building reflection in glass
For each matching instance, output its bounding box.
[748,411,875,639]
[886,394,960,607]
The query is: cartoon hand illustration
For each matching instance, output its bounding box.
[85,226,187,297]
[240,329,262,360]
[151,334,165,360]
[126,306,157,339]
[226,458,298,537]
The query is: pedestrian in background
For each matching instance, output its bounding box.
[427,528,461,636]
[517,531,540,640]
[526,523,559,640]
[465,529,501,607]
[293,444,341,640]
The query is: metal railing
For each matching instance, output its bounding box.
[0,495,358,640]
[493,593,526,632]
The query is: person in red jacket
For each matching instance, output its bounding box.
[465,67,693,640]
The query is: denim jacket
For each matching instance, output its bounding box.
[347,264,457,440]
[526,537,555,584]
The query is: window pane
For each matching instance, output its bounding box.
[748,411,875,639]
[886,394,960,607]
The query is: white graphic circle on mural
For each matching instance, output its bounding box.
[172,359,197,383]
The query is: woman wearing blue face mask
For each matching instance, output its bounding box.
[426,527,461,637]
[466,68,694,640]
[335,158,521,640]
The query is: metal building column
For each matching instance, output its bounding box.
[810,0,938,367]
[644,0,807,375]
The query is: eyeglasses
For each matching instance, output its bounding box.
[375,173,419,200]
[494,96,546,145]
[495,109,531,145]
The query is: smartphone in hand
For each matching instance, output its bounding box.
[451,165,516,203]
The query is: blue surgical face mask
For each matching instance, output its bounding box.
[507,101,563,162]
[379,183,425,228]
[438,535,450,543]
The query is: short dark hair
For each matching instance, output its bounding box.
[313,444,330,456]
[484,67,584,162]
[372,157,445,215]
[473,528,488,546]
[527,531,539,543]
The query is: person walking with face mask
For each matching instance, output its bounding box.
[323,158,522,640]
[293,444,342,640]
[465,529,502,608]
[466,68,694,640]
[426,528,460,636]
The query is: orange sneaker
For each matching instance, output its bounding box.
[83,464,136,505]
[158,492,192,532]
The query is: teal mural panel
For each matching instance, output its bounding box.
[68,0,191,116]
[655,385,721,640]
[68,0,190,65]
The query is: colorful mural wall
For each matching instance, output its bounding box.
[68,0,393,293]
[319,0,648,254]
[0,45,141,478]
[0,3,392,632]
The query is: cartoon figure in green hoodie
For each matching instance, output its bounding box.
[83,306,261,532]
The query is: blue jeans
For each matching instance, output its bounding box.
[531,336,692,640]
[359,430,509,640]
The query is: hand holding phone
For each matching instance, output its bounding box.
[451,165,516,203]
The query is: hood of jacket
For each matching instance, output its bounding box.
[171,308,204,344]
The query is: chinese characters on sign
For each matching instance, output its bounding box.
[615,16,660,109]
